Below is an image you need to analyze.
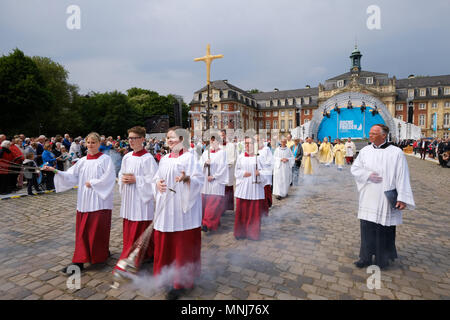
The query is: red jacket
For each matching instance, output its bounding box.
[0,147,14,175]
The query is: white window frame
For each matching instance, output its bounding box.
[273,120,278,129]
[366,77,373,85]
[281,111,285,117]
[445,88,450,95]
[396,104,403,111]
[432,88,438,96]
[289,110,293,116]
[444,114,450,127]
[432,102,438,109]
[288,119,293,129]
[265,101,270,107]
[419,114,426,126]
[223,104,229,110]
[444,132,449,139]
[266,111,271,116]
[420,89,426,97]
[281,120,285,130]
[337,80,344,88]
[266,120,271,129]
[408,89,414,98]
[419,103,426,110]
[445,102,450,108]
[273,111,278,116]
[304,109,310,115]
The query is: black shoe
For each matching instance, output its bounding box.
[235,236,245,240]
[61,263,84,275]
[166,288,186,300]
[353,260,371,268]
[28,192,35,196]
[276,196,282,200]
[201,225,208,232]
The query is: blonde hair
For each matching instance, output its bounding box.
[85,132,101,143]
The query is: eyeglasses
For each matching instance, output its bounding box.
[128,137,143,141]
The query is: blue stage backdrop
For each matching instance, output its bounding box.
[317,107,385,141]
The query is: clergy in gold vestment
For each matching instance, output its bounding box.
[302,137,319,175]
[332,139,346,170]
[318,137,333,165]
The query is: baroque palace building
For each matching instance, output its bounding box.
[189,46,450,140]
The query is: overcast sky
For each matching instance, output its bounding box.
[1,0,449,102]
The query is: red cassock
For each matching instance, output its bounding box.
[153,228,201,290]
[224,186,234,210]
[263,185,272,216]
[72,209,111,264]
[202,194,226,231]
[114,219,154,272]
[234,198,265,240]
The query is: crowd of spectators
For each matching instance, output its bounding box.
[0,133,170,195]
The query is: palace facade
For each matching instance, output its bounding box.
[189,46,450,139]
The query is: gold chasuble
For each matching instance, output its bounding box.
[302,142,318,175]
[319,142,333,164]
[333,143,346,166]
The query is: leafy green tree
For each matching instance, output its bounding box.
[0,49,52,136]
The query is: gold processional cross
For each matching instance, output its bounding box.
[194,44,223,85]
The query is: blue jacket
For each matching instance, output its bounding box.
[42,150,56,166]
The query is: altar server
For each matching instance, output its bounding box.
[273,137,294,200]
[200,137,228,232]
[153,126,204,300]
[44,132,116,274]
[115,126,158,272]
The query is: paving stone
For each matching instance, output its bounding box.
[1,158,448,300]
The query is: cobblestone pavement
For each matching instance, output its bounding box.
[0,156,449,300]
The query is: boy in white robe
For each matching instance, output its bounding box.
[220,129,237,211]
[351,124,415,269]
[44,132,116,274]
[273,137,294,200]
[200,137,229,232]
[234,136,269,240]
[114,126,158,273]
[255,136,274,215]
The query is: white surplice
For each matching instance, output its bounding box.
[200,149,229,196]
[153,151,204,232]
[258,145,274,186]
[234,154,268,200]
[351,144,415,226]
[118,151,158,221]
[345,141,356,157]
[272,146,295,197]
[54,154,116,212]
[221,142,237,187]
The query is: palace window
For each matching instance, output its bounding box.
[419,114,426,126]
[289,110,293,116]
[432,102,438,108]
[445,88,450,95]
[337,80,344,88]
[259,120,264,129]
[444,132,449,139]
[420,89,426,97]
[273,111,278,116]
[259,112,263,117]
[273,120,278,129]
[304,109,310,115]
[223,104,228,110]
[444,113,450,127]
[445,102,450,108]
[266,120,271,129]
[432,88,438,96]
[280,100,285,106]
[288,119,293,129]
[419,103,426,110]
[366,77,374,85]
[408,89,414,98]
[396,104,403,111]
[265,101,270,107]
[266,111,271,116]
[296,98,302,105]
[213,93,219,100]
[281,120,285,130]
[304,97,310,104]
[281,111,285,117]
